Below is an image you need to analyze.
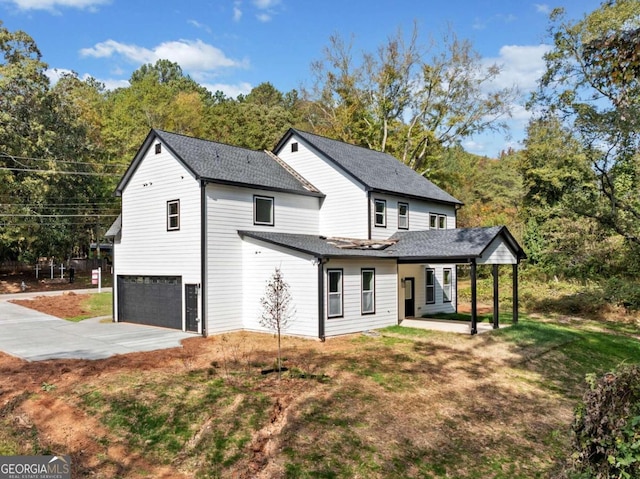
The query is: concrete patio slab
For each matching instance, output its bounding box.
[400,318,509,334]
[0,296,194,361]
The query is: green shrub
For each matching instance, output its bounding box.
[570,364,640,478]
[603,278,640,312]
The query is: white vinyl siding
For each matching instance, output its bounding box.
[478,237,518,264]
[114,142,202,331]
[206,184,320,334]
[241,237,318,338]
[276,136,369,238]
[324,259,397,336]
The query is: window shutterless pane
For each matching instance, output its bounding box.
[254,196,273,225]
[443,268,452,302]
[374,200,386,226]
[426,268,435,303]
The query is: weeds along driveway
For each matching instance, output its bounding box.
[0,299,194,361]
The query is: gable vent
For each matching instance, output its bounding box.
[291,142,299,153]
[155,143,162,154]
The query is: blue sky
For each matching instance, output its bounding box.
[1,0,602,156]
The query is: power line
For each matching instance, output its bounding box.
[0,214,119,217]
[0,167,120,177]
[0,152,124,170]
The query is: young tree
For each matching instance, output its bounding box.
[259,267,295,378]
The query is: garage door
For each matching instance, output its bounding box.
[118,276,182,329]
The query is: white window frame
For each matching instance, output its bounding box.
[254,195,274,226]
[443,268,452,303]
[429,213,447,229]
[167,199,180,231]
[327,269,343,318]
[374,199,386,227]
[398,202,409,230]
[361,269,375,315]
[426,268,435,304]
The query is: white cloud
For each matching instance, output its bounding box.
[188,19,212,33]
[4,0,108,11]
[256,12,271,22]
[534,3,551,14]
[253,0,279,8]
[80,38,247,76]
[483,44,551,92]
[201,81,252,98]
[45,67,74,84]
[233,5,242,21]
[45,67,128,90]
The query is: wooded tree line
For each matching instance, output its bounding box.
[1,0,638,284]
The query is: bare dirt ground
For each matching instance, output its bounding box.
[9,291,91,319]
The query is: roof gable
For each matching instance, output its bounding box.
[116,130,323,197]
[275,129,462,205]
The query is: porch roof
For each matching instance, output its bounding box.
[238,226,526,264]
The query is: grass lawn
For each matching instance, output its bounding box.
[67,292,113,321]
[3,311,639,478]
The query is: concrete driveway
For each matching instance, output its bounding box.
[0,293,195,361]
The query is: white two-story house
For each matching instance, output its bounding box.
[107,128,525,338]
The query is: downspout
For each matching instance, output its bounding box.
[317,258,325,341]
[367,190,372,240]
[200,180,208,337]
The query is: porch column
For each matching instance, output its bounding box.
[470,259,477,335]
[512,263,519,324]
[493,264,499,329]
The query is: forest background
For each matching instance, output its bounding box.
[1,0,639,308]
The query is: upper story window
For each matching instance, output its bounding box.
[398,202,409,229]
[374,199,386,227]
[167,199,180,231]
[254,195,274,226]
[429,213,447,229]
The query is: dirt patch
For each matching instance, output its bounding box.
[10,292,90,319]
[0,271,107,294]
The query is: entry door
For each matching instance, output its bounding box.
[404,277,415,317]
[185,284,199,332]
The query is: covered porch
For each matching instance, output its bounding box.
[392,226,527,335]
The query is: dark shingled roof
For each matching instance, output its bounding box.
[275,129,462,205]
[239,231,395,258]
[388,227,525,260]
[239,226,526,262]
[116,130,323,197]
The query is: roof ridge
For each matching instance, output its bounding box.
[263,149,321,194]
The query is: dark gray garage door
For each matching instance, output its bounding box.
[118,275,182,329]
